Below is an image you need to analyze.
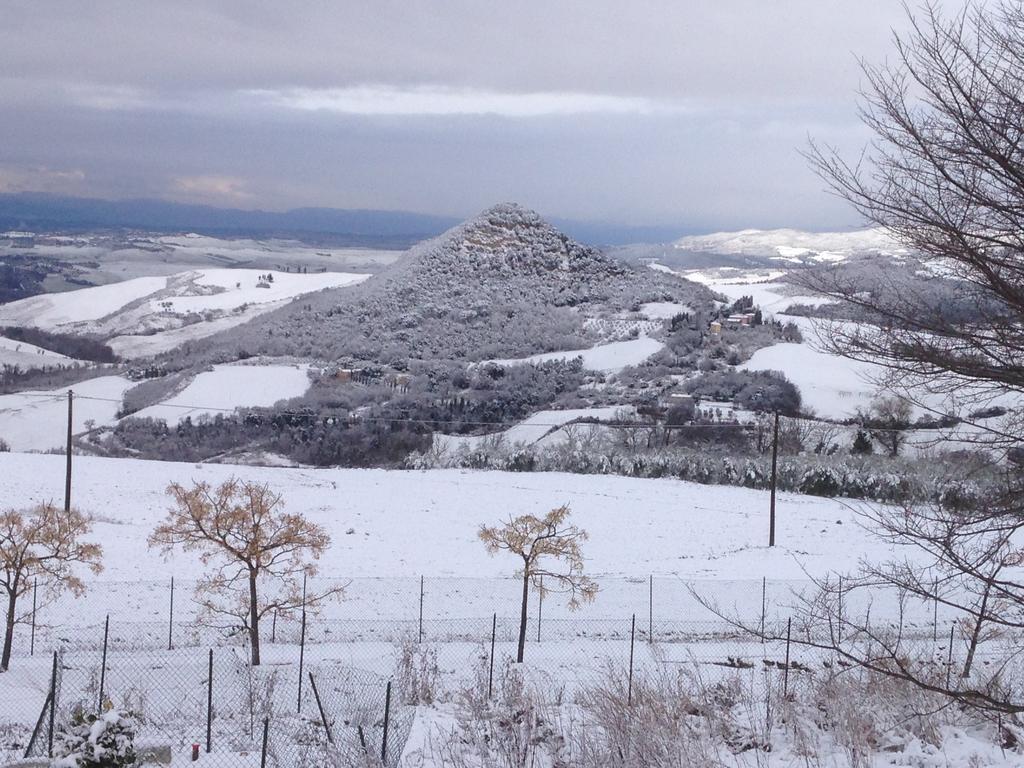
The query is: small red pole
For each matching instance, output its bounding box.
[191,743,200,761]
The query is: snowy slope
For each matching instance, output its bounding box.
[0,453,884,581]
[0,268,370,359]
[0,335,82,369]
[740,341,880,418]
[435,406,633,453]
[673,227,905,261]
[486,336,663,373]
[132,364,311,424]
[0,276,168,327]
[0,375,132,451]
[651,264,832,313]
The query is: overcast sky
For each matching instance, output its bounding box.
[0,1,952,232]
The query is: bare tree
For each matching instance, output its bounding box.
[803,1,1024,434]
[777,0,1024,714]
[479,505,597,662]
[149,478,341,665]
[0,503,103,671]
[860,395,913,457]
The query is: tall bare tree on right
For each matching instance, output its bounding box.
[786,0,1024,714]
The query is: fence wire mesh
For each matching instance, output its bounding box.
[0,575,992,767]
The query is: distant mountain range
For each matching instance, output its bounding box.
[671,227,905,261]
[0,193,691,247]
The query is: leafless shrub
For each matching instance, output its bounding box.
[395,636,442,705]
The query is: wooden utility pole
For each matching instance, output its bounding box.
[64,390,73,512]
[769,410,779,547]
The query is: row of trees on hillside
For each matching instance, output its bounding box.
[0,482,594,669]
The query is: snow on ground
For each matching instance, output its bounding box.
[740,341,880,419]
[142,268,367,314]
[0,375,131,451]
[0,276,168,327]
[672,227,905,260]
[435,406,633,453]
[0,268,370,359]
[652,264,832,313]
[638,301,692,320]
[107,308,270,358]
[486,336,663,373]
[0,452,882,583]
[132,363,312,424]
[0,334,82,369]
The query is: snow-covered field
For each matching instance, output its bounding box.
[672,226,906,261]
[0,375,132,451]
[0,268,370,360]
[1,453,875,583]
[740,341,880,418]
[0,334,82,369]
[0,363,316,449]
[132,363,312,424]
[487,335,663,373]
[651,263,832,313]
[434,406,632,453]
[638,300,692,319]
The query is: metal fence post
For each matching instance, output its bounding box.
[946,622,955,689]
[47,651,58,758]
[98,615,110,713]
[537,576,543,643]
[309,673,333,743]
[381,680,392,765]
[206,649,213,753]
[648,575,653,642]
[627,614,636,706]
[760,577,767,643]
[783,617,792,697]
[30,579,37,657]
[297,574,307,714]
[487,613,497,699]
[168,577,174,651]
[260,717,269,768]
[418,576,424,643]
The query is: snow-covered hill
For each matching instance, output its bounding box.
[182,203,713,366]
[673,227,906,262]
[0,334,83,369]
[0,268,369,360]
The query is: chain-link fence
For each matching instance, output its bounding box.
[0,576,990,767]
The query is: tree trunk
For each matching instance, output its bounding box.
[517,571,530,663]
[1,589,16,672]
[248,571,261,666]
[962,583,992,679]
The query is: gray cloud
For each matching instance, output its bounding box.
[0,0,958,232]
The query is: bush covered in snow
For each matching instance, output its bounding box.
[409,437,992,505]
[51,708,138,768]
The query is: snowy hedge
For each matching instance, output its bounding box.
[409,442,988,505]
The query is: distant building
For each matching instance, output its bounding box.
[724,312,756,327]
